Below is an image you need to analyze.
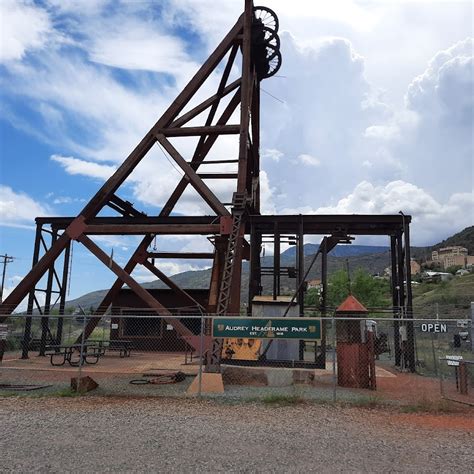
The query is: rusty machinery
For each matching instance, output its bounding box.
[0,1,416,373]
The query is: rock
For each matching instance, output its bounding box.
[71,376,98,393]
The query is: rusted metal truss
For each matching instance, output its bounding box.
[0,1,282,364]
[0,1,415,372]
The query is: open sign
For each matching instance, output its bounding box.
[420,323,447,333]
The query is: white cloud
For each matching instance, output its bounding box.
[0,185,50,228]
[407,38,473,124]
[297,154,321,167]
[88,21,199,79]
[364,125,400,140]
[262,148,284,162]
[283,180,473,246]
[51,155,117,180]
[1,1,472,250]
[0,0,54,62]
[131,260,204,283]
[91,235,139,252]
[259,34,390,209]
[51,195,85,205]
[260,170,276,214]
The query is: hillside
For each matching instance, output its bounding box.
[56,227,474,311]
[64,249,391,310]
[432,226,474,254]
[282,244,388,258]
[412,226,474,259]
[412,273,474,307]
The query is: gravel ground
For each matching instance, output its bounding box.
[0,397,472,473]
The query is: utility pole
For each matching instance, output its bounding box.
[0,254,15,304]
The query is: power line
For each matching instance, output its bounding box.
[261,87,285,104]
[0,254,15,303]
[156,142,185,177]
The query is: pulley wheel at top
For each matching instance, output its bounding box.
[257,26,280,51]
[262,50,282,79]
[253,6,279,32]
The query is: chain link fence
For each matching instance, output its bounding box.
[1,305,472,406]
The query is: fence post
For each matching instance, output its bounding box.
[332,311,337,403]
[471,302,474,353]
[76,313,87,392]
[198,314,204,399]
[430,333,438,377]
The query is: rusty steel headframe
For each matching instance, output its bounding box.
[1,1,416,372]
[0,1,281,364]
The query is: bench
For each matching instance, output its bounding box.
[45,344,103,367]
[90,340,133,358]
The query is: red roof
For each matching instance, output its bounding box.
[336,295,368,313]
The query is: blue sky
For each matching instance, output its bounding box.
[0,0,473,306]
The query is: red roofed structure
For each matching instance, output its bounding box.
[336,295,368,313]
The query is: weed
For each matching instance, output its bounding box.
[261,394,305,405]
[400,398,457,414]
[54,387,82,397]
[344,395,387,409]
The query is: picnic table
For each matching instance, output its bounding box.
[89,340,133,358]
[45,343,103,367]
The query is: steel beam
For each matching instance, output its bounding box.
[156,134,230,217]
[160,125,240,136]
[147,252,214,259]
[159,91,241,217]
[77,234,199,349]
[170,78,241,128]
[21,223,43,359]
[391,235,401,366]
[403,221,416,372]
[86,224,221,235]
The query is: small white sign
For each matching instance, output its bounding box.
[166,324,173,331]
[446,355,463,367]
[111,323,119,330]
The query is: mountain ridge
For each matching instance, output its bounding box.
[46,226,474,311]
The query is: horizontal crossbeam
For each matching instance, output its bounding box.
[159,125,240,137]
[198,173,238,179]
[147,252,215,259]
[85,224,221,235]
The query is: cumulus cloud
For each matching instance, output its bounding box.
[0,186,50,228]
[400,39,473,198]
[0,0,55,62]
[406,38,473,124]
[51,155,117,181]
[1,1,472,249]
[283,180,474,246]
[258,33,393,210]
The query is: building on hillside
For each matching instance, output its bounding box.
[410,259,421,275]
[421,271,453,283]
[307,279,321,289]
[431,246,473,269]
[383,259,420,277]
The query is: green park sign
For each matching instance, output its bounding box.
[212,317,321,340]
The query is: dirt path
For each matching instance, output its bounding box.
[1,397,472,473]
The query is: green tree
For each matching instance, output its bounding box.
[305,287,320,306]
[326,268,390,309]
[445,265,462,275]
